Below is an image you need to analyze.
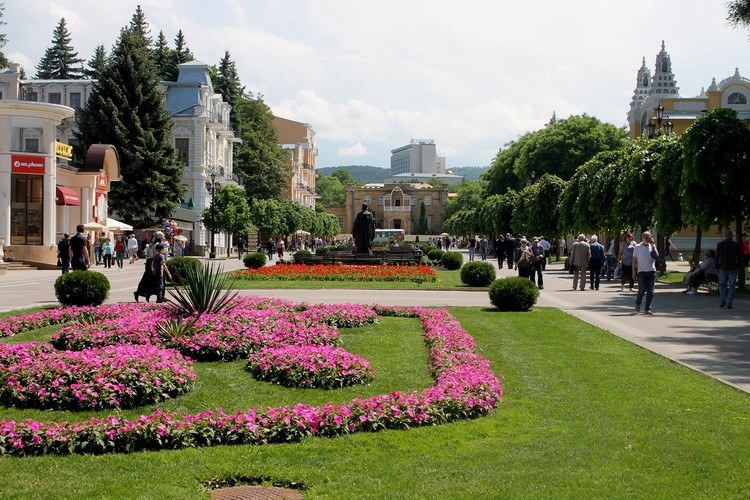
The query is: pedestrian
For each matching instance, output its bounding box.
[618,232,636,292]
[632,231,658,314]
[93,236,100,265]
[266,237,275,260]
[604,236,616,281]
[480,236,488,261]
[276,237,285,260]
[666,237,678,261]
[538,235,551,270]
[128,234,139,263]
[742,232,749,272]
[69,224,90,271]
[468,235,476,261]
[57,233,71,274]
[102,238,113,268]
[505,233,516,269]
[237,236,245,260]
[569,234,591,291]
[588,235,604,290]
[530,237,545,289]
[495,235,505,269]
[151,243,173,303]
[514,238,533,278]
[114,236,125,269]
[715,229,743,309]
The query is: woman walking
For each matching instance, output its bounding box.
[114,236,125,270]
[618,232,636,292]
[102,238,113,269]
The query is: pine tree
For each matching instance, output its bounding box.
[169,29,194,79]
[0,3,8,69]
[129,5,151,45]
[233,93,291,202]
[74,24,184,222]
[213,51,244,132]
[35,18,84,79]
[84,44,107,79]
[152,31,172,80]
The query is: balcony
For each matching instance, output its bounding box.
[383,206,411,212]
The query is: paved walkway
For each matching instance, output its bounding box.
[0,252,748,394]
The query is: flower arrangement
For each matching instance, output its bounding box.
[232,264,438,282]
[0,343,195,411]
[0,303,502,456]
[246,345,374,389]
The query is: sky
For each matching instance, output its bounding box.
[5,0,750,170]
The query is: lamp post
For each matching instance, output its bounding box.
[207,166,218,259]
[645,104,673,276]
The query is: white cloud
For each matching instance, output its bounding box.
[337,143,368,156]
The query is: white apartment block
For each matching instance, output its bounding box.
[390,139,445,175]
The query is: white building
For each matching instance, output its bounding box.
[390,139,446,175]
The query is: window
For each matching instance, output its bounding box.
[424,196,432,206]
[48,93,62,104]
[363,196,371,206]
[69,92,81,110]
[338,217,345,229]
[410,196,417,206]
[175,138,190,165]
[377,196,384,206]
[25,138,39,153]
[11,174,44,245]
[24,90,38,102]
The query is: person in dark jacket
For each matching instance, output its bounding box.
[57,233,70,274]
[715,229,743,309]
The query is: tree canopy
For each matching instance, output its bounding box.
[202,184,251,239]
[35,18,84,79]
[84,44,107,79]
[75,17,183,222]
[0,3,8,70]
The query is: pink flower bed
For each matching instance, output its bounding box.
[0,304,502,456]
[247,345,375,389]
[0,343,195,411]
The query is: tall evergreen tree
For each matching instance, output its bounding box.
[233,93,291,203]
[35,18,84,79]
[152,30,172,80]
[84,44,107,79]
[129,5,151,45]
[212,51,244,132]
[0,3,8,69]
[74,24,183,222]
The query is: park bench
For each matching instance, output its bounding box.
[698,273,720,294]
[382,246,423,265]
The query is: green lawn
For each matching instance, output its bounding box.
[1,307,750,498]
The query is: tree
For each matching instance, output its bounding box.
[152,31,172,80]
[485,115,628,195]
[0,3,8,69]
[169,29,194,79]
[75,21,183,222]
[84,44,107,79]
[249,199,284,236]
[681,107,750,284]
[129,5,151,44]
[728,0,750,32]
[233,93,291,203]
[315,174,346,205]
[445,180,483,220]
[212,51,244,132]
[202,185,251,253]
[35,18,84,79]
[330,168,355,186]
[419,201,428,234]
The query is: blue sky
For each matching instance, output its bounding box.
[6,0,750,169]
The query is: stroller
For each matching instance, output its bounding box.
[134,257,156,302]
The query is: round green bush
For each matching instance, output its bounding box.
[294,250,311,259]
[165,257,202,285]
[489,277,539,311]
[460,261,497,287]
[441,251,463,270]
[427,248,445,261]
[54,270,110,307]
[243,252,267,269]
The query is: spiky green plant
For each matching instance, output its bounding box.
[167,262,238,316]
[74,311,99,326]
[155,316,198,342]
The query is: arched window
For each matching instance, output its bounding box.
[728,92,747,105]
[661,58,668,72]
[642,75,649,87]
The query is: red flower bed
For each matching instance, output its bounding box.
[233,264,437,282]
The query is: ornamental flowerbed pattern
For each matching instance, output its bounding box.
[0,300,502,457]
[232,264,438,282]
[246,345,375,389]
[0,343,195,411]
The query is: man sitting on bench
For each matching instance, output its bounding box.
[684,250,717,295]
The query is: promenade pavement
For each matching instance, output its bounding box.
[0,250,748,394]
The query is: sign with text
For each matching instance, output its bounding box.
[55,142,73,161]
[11,155,45,175]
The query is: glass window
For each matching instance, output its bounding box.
[424,196,432,206]
[377,196,384,206]
[175,138,190,165]
[69,92,81,110]
[48,92,62,104]
[25,91,38,102]
[11,174,44,245]
[728,92,748,105]
[410,196,417,206]
[25,138,39,153]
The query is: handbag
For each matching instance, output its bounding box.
[56,257,62,267]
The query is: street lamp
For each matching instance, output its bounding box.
[206,166,220,259]
[646,104,674,138]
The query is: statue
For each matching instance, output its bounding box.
[352,203,375,254]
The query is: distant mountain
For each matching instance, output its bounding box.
[317,165,490,183]
[317,165,389,183]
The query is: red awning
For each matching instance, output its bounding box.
[56,186,81,206]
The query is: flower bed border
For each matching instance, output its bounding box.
[0,305,502,457]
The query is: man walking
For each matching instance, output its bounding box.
[632,231,658,314]
[530,237,545,289]
[57,233,70,274]
[588,235,604,290]
[127,234,139,263]
[715,229,743,309]
[569,234,591,291]
[69,224,90,271]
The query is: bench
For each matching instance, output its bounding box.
[698,273,719,294]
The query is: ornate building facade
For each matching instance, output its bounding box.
[273,116,317,210]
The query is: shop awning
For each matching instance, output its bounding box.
[56,186,80,206]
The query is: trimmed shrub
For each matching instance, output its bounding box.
[427,248,445,261]
[441,251,463,271]
[54,271,110,307]
[165,257,202,285]
[293,250,312,260]
[243,252,267,269]
[489,277,539,311]
[460,261,496,287]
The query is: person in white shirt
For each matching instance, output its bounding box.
[127,234,139,263]
[632,231,658,315]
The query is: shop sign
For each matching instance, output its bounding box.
[55,142,73,161]
[11,155,46,174]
